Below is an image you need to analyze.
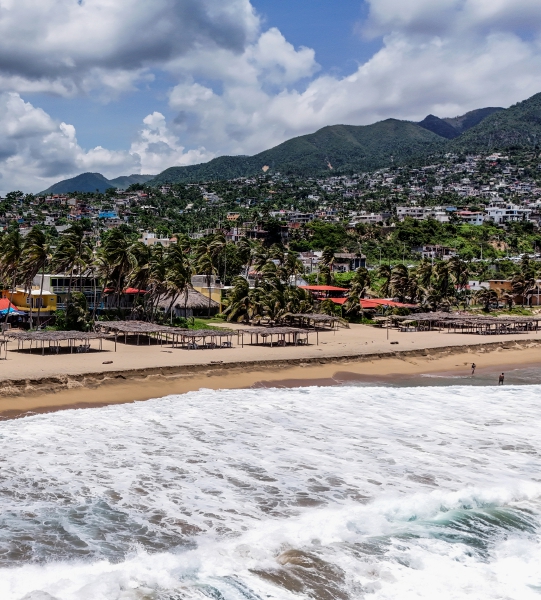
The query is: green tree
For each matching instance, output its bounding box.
[21,227,50,328]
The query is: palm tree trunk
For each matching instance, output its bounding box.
[91,269,99,326]
[5,271,17,326]
[116,271,122,311]
[36,264,45,329]
[27,279,33,330]
[207,274,211,317]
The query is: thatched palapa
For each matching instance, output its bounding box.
[4,330,106,355]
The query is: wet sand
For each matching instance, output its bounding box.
[0,322,541,418]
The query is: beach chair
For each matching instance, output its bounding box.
[187,342,199,350]
[221,341,232,348]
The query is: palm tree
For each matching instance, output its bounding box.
[53,223,93,314]
[474,287,498,312]
[500,290,514,310]
[378,264,392,298]
[237,237,253,277]
[21,227,50,328]
[416,259,433,299]
[350,266,371,298]
[511,273,528,307]
[284,250,303,286]
[101,229,140,310]
[433,262,451,302]
[164,241,193,320]
[390,264,410,302]
[223,277,255,322]
[195,243,218,317]
[0,230,23,324]
[448,256,469,300]
[319,246,335,284]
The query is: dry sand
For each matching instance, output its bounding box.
[0,323,540,418]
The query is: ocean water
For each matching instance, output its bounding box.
[0,384,540,599]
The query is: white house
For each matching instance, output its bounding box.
[485,203,532,224]
[457,211,485,225]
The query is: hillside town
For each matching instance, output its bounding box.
[0,148,541,330]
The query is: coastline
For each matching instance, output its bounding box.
[1,331,541,419]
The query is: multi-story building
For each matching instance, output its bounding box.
[456,210,485,225]
[485,203,532,224]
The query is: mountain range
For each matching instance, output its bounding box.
[40,91,541,193]
[39,173,154,195]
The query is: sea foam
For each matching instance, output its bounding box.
[0,385,539,599]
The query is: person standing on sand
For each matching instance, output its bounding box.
[471,363,476,375]
[499,373,505,385]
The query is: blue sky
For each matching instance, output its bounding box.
[0,0,539,193]
[28,1,381,153]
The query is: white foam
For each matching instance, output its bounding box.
[0,385,539,599]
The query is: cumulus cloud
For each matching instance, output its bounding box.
[0,94,217,193]
[2,0,541,192]
[129,111,214,173]
[164,0,541,158]
[364,0,541,37]
[0,0,258,96]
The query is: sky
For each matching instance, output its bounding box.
[1,0,541,194]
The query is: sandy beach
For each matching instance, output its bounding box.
[0,323,540,417]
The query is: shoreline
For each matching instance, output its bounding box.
[1,336,541,419]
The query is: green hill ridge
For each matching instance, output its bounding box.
[38,91,541,192]
[39,173,154,195]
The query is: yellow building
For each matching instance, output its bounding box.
[190,275,223,313]
[1,288,57,316]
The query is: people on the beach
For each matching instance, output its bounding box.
[471,363,476,375]
[498,373,505,385]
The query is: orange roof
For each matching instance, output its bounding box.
[0,299,18,311]
[330,297,416,308]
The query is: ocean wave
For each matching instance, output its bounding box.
[0,385,539,599]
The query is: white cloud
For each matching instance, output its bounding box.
[0,94,217,194]
[129,112,214,173]
[1,0,541,192]
[0,0,258,96]
[163,0,541,159]
[0,92,140,193]
[365,0,541,36]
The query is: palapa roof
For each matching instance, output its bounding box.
[159,288,219,310]
[4,330,105,342]
[240,326,308,335]
[286,313,341,322]
[95,320,186,334]
[176,329,234,338]
[95,320,233,337]
[394,312,541,325]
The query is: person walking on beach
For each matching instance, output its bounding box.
[498,373,505,385]
[471,363,476,375]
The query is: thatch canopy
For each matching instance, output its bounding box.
[95,320,185,334]
[159,288,219,310]
[5,330,105,342]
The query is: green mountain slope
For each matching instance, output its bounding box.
[108,174,154,189]
[417,115,460,139]
[37,91,541,193]
[450,94,541,151]
[443,107,504,133]
[149,119,446,185]
[40,172,154,195]
[417,107,504,140]
[40,172,115,195]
